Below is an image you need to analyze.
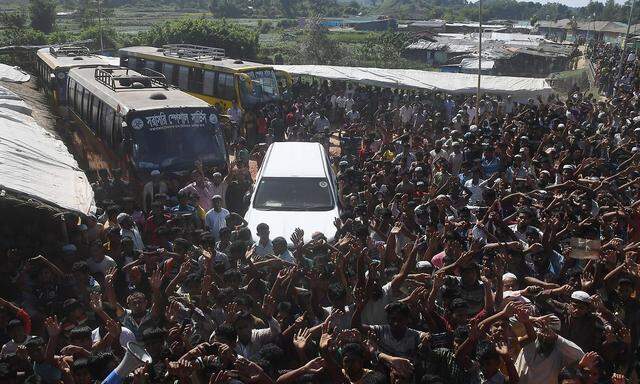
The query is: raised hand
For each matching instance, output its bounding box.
[89,292,103,312]
[387,356,414,378]
[579,351,600,371]
[105,318,122,339]
[177,260,193,278]
[293,328,313,352]
[165,359,195,378]
[303,357,325,374]
[291,228,305,249]
[235,356,265,379]
[44,315,61,337]
[150,268,164,292]
[105,267,117,287]
[262,294,277,318]
[333,217,342,230]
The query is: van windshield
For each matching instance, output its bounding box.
[253,177,334,211]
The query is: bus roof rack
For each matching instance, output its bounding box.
[50,45,92,57]
[94,67,169,91]
[162,44,226,61]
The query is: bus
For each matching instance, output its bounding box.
[66,66,227,178]
[118,44,283,112]
[35,46,116,104]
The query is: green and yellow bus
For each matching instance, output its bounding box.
[118,44,283,112]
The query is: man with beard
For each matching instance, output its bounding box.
[515,309,584,384]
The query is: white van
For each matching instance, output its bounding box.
[245,142,340,243]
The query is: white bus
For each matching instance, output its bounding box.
[35,46,115,104]
[66,66,227,179]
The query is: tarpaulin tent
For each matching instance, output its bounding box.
[274,64,554,100]
[0,86,95,215]
[0,63,30,83]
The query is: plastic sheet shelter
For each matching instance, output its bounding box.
[0,63,30,83]
[274,64,554,100]
[0,86,96,215]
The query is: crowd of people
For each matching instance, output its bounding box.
[2,39,640,384]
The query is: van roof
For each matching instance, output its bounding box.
[260,142,329,178]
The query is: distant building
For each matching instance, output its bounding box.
[537,19,627,44]
[404,20,446,33]
[403,40,450,66]
[344,16,397,31]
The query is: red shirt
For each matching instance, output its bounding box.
[257,117,268,135]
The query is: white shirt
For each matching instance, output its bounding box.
[1,339,23,357]
[399,105,414,124]
[515,335,584,384]
[121,226,144,251]
[254,240,274,259]
[344,98,354,112]
[234,317,281,360]
[227,107,242,124]
[205,208,230,241]
[91,326,136,351]
[87,255,117,276]
[346,109,360,122]
[449,151,463,174]
[464,178,491,206]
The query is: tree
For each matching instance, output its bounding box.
[138,17,259,59]
[298,18,341,64]
[0,12,27,31]
[209,0,244,18]
[29,0,56,34]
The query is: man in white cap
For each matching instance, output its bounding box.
[142,170,167,212]
[204,195,229,242]
[515,307,584,384]
[210,172,228,208]
[556,291,603,353]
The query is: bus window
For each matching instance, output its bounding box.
[203,70,215,96]
[102,105,115,139]
[91,99,101,129]
[178,66,189,89]
[218,72,235,100]
[68,79,76,107]
[129,57,137,70]
[162,63,174,83]
[75,86,83,118]
[145,60,156,70]
[189,68,204,94]
[82,92,91,121]
[113,115,123,150]
[135,58,146,72]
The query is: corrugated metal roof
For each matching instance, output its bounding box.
[538,19,628,34]
[405,40,447,51]
[410,20,446,28]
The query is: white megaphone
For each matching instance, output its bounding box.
[101,342,152,384]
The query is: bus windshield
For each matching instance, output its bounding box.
[239,69,280,107]
[129,108,226,170]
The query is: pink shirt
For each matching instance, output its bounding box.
[179,181,216,211]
